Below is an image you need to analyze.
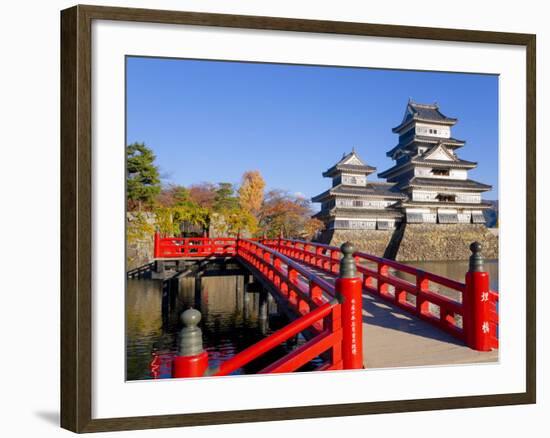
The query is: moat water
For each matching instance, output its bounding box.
[126,259,498,380]
[126,274,322,381]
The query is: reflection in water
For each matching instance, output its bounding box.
[391,259,499,325]
[404,259,499,292]
[126,274,317,381]
[127,260,499,380]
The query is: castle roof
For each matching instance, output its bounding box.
[392,101,458,133]
[398,200,494,209]
[378,158,477,179]
[403,177,492,191]
[311,182,406,202]
[380,143,477,178]
[387,135,466,158]
[313,208,403,220]
[322,149,376,177]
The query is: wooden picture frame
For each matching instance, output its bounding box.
[60,4,536,433]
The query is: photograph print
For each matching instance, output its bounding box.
[125,57,499,381]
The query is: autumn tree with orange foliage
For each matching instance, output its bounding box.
[238,171,266,216]
[258,190,324,239]
[188,182,217,209]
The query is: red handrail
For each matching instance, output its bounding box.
[213,300,340,376]
[175,238,345,376]
[154,233,237,258]
[154,233,497,380]
[266,238,498,349]
[238,239,336,308]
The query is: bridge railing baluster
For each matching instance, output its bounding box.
[275,238,498,352]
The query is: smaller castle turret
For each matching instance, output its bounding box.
[312,149,405,230]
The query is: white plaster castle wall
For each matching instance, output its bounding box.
[331,217,397,230]
[331,218,377,230]
[415,167,433,177]
[415,123,451,138]
[336,198,395,208]
[341,174,367,186]
[413,167,468,179]
[456,193,481,203]
[411,190,481,203]
[458,212,472,223]
[450,169,468,179]
[406,207,437,223]
[412,190,438,201]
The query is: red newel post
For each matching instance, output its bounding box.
[464,242,492,351]
[172,308,209,378]
[336,242,364,369]
[154,231,161,258]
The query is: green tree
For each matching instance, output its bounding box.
[213,182,239,212]
[156,185,191,208]
[127,143,161,210]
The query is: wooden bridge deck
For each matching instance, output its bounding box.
[301,265,498,369]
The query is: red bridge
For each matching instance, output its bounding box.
[151,233,498,377]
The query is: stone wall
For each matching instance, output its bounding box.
[395,224,498,261]
[319,224,498,261]
[318,229,397,258]
[126,212,155,271]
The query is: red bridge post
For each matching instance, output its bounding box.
[172,308,209,378]
[464,242,492,351]
[154,231,160,258]
[336,242,364,369]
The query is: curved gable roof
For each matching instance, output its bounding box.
[392,101,458,133]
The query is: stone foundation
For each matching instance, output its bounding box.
[319,224,498,261]
[395,224,498,261]
[127,235,154,271]
[126,212,155,271]
[318,229,398,258]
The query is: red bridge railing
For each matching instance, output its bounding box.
[169,239,363,378]
[154,232,237,258]
[150,233,497,379]
[263,238,499,351]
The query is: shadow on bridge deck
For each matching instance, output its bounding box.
[307,267,499,369]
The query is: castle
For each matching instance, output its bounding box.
[312,100,498,261]
[313,100,493,230]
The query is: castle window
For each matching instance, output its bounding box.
[472,212,486,224]
[436,194,456,203]
[438,211,458,223]
[406,212,424,223]
[432,168,450,176]
[353,200,363,207]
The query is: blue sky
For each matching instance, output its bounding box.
[126,57,498,203]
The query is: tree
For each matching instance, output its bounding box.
[213,182,239,212]
[238,170,265,216]
[189,183,217,209]
[153,184,210,236]
[156,185,190,208]
[154,203,209,237]
[224,208,258,236]
[258,190,321,238]
[302,218,325,240]
[127,143,161,210]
